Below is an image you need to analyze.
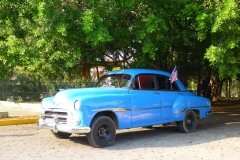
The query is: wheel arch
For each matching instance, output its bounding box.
[191,109,200,119]
[92,111,119,129]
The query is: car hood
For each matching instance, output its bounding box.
[53,87,127,104]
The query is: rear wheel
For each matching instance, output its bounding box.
[177,110,197,133]
[51,130,71,139]
[87,116,116,148]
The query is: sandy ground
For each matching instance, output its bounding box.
[0,107,240,160]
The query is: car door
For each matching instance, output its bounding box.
[156,74,183,121]
[129,74,162,127]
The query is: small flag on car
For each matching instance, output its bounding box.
[169,66,178,83]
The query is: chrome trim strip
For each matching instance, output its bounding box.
[41,114,68,119]
[162,106,172,108]
[132,107,162,111]
[92,108,129,112]
[182,108,187,112]
[93,106,163,112]
[174,108,187,114]
[189,106,210,109]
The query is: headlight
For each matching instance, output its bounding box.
[74,100,81,111]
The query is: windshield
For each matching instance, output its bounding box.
[97,74,132,88]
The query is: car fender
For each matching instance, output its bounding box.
[186,96,211,119]
[172,95,188,121]
[80,94,132,128]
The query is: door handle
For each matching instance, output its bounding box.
[154,92,160,94]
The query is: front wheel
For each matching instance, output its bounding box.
[87,116,116,148]
[142,126,153,128]
[177,110,197,133]
[51,130,71,139]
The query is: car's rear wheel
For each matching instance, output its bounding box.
[177,110,197,133]
[87,116,116,148]
[51,130,72,139]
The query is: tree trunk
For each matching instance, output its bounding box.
[198,75,223,101]
[96,66,100,81]
[226,79,231,100]
[201,76,211,99]
[218,80,223,99]
[210,76,222,101]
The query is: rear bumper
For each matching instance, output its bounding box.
[37,117,91,134]
[207,111,213,116]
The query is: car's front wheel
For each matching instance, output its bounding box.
[177,110,197,133]
[51,130,71,139]
[87,116,116,148]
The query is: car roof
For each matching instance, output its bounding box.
[105,68,187,91]
[106,68,171,77]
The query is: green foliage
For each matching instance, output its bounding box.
[82,10,113,46]
[0,0,239,87]
[197,0,240,79]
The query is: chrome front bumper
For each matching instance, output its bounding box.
[38,117,91,134]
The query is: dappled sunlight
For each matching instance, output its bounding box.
[228,114,240,116]
[225,122,240,125]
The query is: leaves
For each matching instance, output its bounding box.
[197,0,240,79]
[0,0,239,82]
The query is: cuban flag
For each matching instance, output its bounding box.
[169,66,178,83]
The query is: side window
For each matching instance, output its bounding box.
[132,74,155,90]
[156,75,179,91]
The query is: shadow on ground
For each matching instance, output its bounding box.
[69,104,240,149]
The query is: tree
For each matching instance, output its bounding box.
[0,0,239,101]
[197,0,240,80]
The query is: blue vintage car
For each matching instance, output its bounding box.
[38,69,212,147]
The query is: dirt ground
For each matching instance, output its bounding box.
[0,100,239,160]
[212,100,240,107]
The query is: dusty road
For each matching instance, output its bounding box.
[0,108,240,160]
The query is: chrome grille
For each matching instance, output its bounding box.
[45,111,68,116]
[43,111,68,123]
